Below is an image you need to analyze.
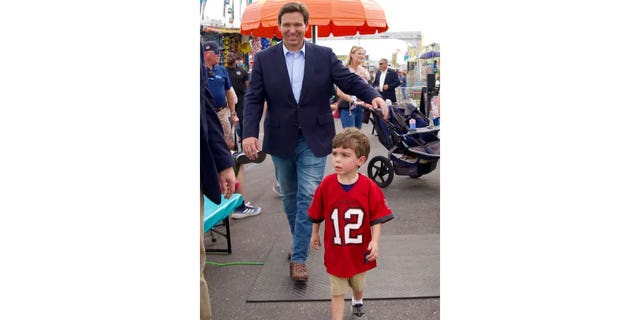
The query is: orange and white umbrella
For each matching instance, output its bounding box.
[240,0,389,39]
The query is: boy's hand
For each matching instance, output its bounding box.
[311,233,321,250]
[366,241,380,262]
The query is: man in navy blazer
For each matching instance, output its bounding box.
[372,58,402,103]
[242,2,388,283]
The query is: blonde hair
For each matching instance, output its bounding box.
[345,46,365,67]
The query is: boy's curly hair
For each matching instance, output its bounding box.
[332,128,370,160]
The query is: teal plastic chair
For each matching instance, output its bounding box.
[203,193,242,254]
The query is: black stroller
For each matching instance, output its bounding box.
[366,101,440,188]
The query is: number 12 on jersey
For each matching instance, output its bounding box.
[330,208,365,245]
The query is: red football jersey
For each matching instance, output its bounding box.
[308,173,393,277]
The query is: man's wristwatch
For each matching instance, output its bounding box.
[231,112,237,116]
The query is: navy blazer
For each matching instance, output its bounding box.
[373,68,401,102]
[201,44,234,204]
[243,41,381,158]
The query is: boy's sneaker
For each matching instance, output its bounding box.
[234,150,266,165]
[351,303,368,319]
[231,202,262,219]
[272,183,280,195]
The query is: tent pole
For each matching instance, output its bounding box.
[312,25,317,43]
[200,0,207,20]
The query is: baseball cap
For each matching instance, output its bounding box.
[203,41,224,53]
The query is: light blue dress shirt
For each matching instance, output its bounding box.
[283,44,306,104]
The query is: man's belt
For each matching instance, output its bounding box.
[214,105,227,112]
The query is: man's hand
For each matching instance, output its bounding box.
[241,137,261,160]
[370,97,389,119]
[218,167,236,199]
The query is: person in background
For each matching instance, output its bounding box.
[335,46,371,129]
[200,42,236,320]
[225,51,250,147]
[203,41,238,150]
[398,70,408,100]
[204,41,262,220]
[309,128,394,320]
[372,58,401,103]
[242,2,388,283]
[367,66,377,85]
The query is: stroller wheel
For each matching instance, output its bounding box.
[367,156,394,188]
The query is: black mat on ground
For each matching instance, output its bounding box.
[247,234,439,302]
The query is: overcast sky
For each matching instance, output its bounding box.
[318,0,443,60]
[373,0,443,44]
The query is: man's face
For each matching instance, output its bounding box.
[378,60,388,71]
[279,12,307,50]
[226,53,237,67]
[204,49,220,66]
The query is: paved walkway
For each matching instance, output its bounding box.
[204,119,440,320]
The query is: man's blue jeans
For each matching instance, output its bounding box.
[271,135,327,264]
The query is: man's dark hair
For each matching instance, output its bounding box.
[278,2,310,25]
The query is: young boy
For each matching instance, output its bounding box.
[308,128,394,320]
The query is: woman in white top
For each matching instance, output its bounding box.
[335,46,371,129]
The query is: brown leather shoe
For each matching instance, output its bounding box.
[290,263,308,282]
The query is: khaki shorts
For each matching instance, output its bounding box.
[329,272,367,296]
[215,107,233,148]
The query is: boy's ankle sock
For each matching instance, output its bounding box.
[352,297,363,305]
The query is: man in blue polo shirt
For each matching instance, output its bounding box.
[203,40,261,219]
[204,41,237,149]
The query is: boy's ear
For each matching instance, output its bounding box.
[357,155,367,167]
